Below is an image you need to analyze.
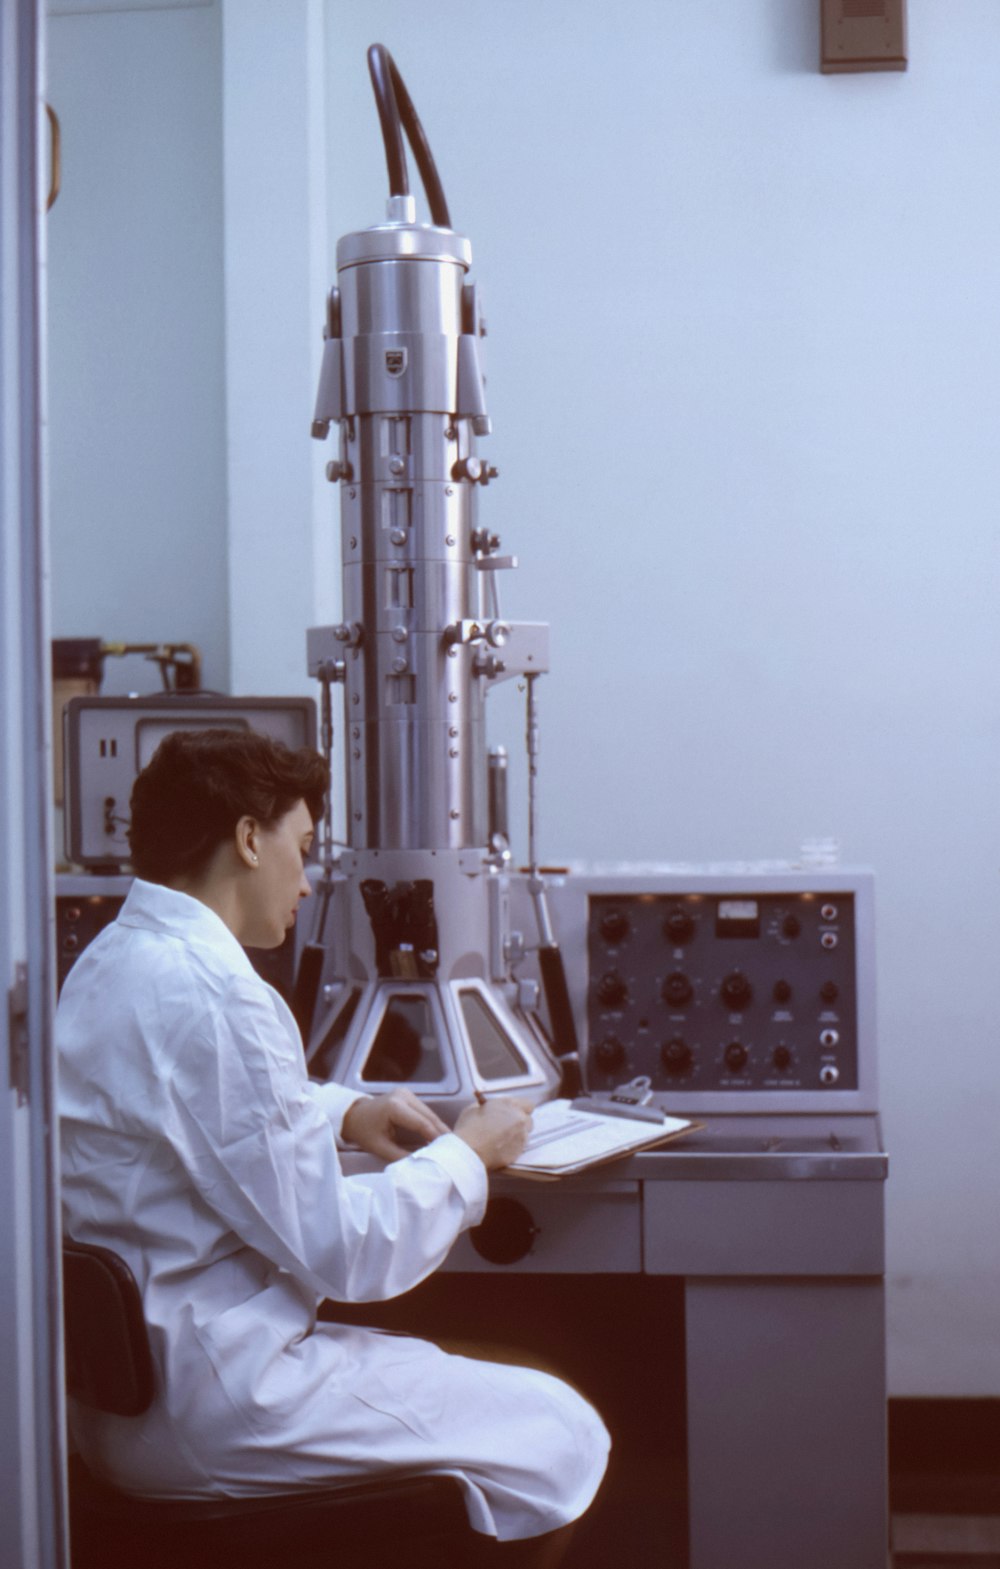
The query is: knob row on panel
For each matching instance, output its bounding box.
[594,1036,840,1079]
[596,971,840,1009]
[598,904,841,949]
[599,910,697,947]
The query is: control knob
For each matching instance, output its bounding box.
[596,971,628,1009]
[720,971,753,1011]
[662,972,693,1009]
[724,1041,748,1072]
[599,910,630,946]
[664,909,695,946]
[661,1037,693,1075]
[594,1036,626,1073]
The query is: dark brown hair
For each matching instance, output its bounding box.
[128,728,329,885]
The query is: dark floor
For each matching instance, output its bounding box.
[888,1400,1000,1568]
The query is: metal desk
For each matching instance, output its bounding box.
[443,1113,888,1569]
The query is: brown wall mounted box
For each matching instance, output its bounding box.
[821,0,907,74]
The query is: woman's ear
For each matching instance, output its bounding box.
[235,815,260,869]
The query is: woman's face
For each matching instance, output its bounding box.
[245,798,315,949]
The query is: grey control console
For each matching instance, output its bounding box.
[542,866,876,1114]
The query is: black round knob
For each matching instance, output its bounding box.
[664,909,695,946]
[773,979,792,1005]
[599,910,630,946]
[469,1197,539,1265]
[772,1045,792,1071]
[661,1037,693,1075]
[596,971,628,1008]
[782,913,802,939]
[662,972,693,1008]
[820,981,839,1004]
[720,971,753,1011]
[594,1035,626,1073]
[724,1041,748,1072]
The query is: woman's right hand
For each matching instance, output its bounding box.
[454,1097,532,1171]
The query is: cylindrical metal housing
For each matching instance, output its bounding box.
[335,222,489,850]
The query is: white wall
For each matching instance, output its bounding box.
[325,0,1000,1398]
[46,0,229,696]
[45,0,1000,1396]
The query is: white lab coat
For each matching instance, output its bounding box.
[57,880,609,1540]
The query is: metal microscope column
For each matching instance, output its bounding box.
[334,217,492,852]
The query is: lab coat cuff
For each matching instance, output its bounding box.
[311,1079,364,1140]
[412,1133,488,1225]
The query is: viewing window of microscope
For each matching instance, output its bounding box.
[362,993,445,1083]
[458,989,530,1080]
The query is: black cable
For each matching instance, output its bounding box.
[366,43,451,229]
[366,43,408,198]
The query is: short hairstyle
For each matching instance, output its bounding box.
[128,728,329,885]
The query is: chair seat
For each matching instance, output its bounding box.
[69,1453,473,1567]
[64,1238,480,1566]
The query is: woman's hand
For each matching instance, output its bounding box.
[454,1097,532,1171]
[341,1089,450,1162]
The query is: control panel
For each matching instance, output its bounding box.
[543,867,876,1113]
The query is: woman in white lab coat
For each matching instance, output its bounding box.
[58,729,609,1566]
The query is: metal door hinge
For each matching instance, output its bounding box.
[8,963,29,1105]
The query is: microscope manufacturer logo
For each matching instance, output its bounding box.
[385,348,408,377]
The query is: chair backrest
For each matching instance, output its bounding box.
[63,1239,156,1417]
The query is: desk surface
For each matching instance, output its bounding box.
[520,1111,887,1187]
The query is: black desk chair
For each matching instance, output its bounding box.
[63,1239,477,1569]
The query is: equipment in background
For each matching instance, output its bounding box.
[62,694,316,870]
[56,694,317,1003]
[51,638,202,811]
[303,44,569,1119]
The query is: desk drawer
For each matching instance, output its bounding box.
[644,1179,884,1276]
[444,1181,642,1273]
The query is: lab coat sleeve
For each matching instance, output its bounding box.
[164,973,487,1303]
